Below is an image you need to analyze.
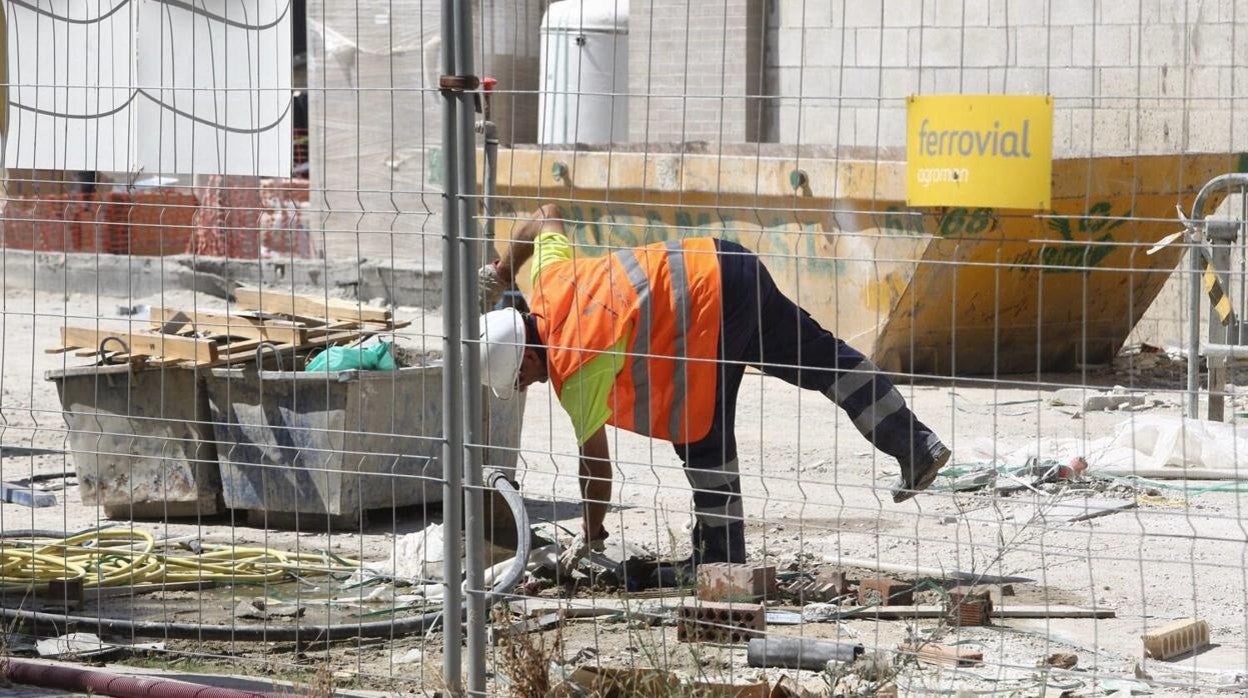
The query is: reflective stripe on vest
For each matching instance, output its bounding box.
[616,248,653,435]
[617,242,695,440]
[534,237,722,444]
[665,240,692,440]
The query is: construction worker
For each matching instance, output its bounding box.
[477,204,950,570]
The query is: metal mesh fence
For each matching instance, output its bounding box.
[1,0,1247,696]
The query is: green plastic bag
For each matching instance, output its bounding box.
[304,342,397,372]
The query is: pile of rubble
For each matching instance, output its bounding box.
[1111,343,1192,387]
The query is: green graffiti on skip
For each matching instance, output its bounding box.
[526,201,837,273]
[1009,201,1126,273]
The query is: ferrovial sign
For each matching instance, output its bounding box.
[906,95,1053,210]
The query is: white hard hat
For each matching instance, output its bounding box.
[479,307,526,399]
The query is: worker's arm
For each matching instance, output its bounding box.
[578,425,612,540]
[495,203,562,287]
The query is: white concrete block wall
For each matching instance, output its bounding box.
[628,0,764,143]
[754,0,1248,154]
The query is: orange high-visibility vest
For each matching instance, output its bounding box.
[531,238,722,444]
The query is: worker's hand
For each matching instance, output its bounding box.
[478,261,507,310]
[558,528,607,574]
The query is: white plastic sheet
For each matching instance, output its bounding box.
[968,415,1248,472]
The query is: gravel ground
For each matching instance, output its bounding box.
[1,287,1246,695]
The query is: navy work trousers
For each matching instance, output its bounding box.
[672,239,942,533]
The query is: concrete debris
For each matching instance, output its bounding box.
[235,597,306,621]
[0,481,56,508]
[1113,343,1190,385]
[857,577,912,606]
[768,676,824,698]
[36,632,163,659]
[552,664,680,697]
[688,679,770,697]
[943,457,1089,494]
[1051,386,1149,412]
[1046,652,1079,669]
[492,612,563,643]
[392,647,424,664]
[1142,617,1210,660]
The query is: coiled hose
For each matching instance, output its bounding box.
[0,469,531,642]
[0,528,356,591]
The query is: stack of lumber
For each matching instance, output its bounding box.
[47,288,405,369]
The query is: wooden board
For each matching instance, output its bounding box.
[212,330,372,367]
[150,308,307,345]
[233,287,391,325]
[898,642,983,667]
[530,599,1115,621]
[59,326,218,364]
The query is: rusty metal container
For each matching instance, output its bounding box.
[203,362,523,528]
[46,364,222,518]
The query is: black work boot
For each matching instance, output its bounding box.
[692,519,746,565]
[647,520,747,589]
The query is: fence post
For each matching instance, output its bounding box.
[450,0,489,694]
[439,0,464,693]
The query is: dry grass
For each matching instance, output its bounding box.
[493,607,562,697]
[302,661,336,698]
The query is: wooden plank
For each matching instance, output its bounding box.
[835,605,1115,620]
[212,330,371,367]
[146,357,186,368]
[305,320,361,337]
[150,308,306,345]
[60,326,218,364]
[233,287,391,325]
[87,581,218,599]
[526,601,1113,621]
[898,643,983,667]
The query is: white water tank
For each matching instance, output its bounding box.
[538,0,629,145]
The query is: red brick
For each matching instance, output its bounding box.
[677,600,765,644]
[858,577,912,606]
[696,563,777,601]
[945,587,993,627]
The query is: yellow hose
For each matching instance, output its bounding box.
[0,529,361,590]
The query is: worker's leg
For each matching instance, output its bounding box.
[715,240,945,472]
[672,358,747,565]
[671,257,755,567]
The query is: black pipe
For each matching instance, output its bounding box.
[747,637,864,671]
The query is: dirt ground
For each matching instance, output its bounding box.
[2,286,1247,695]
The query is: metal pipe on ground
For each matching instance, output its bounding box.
[5,659,293,698]
[747,637,864,671]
